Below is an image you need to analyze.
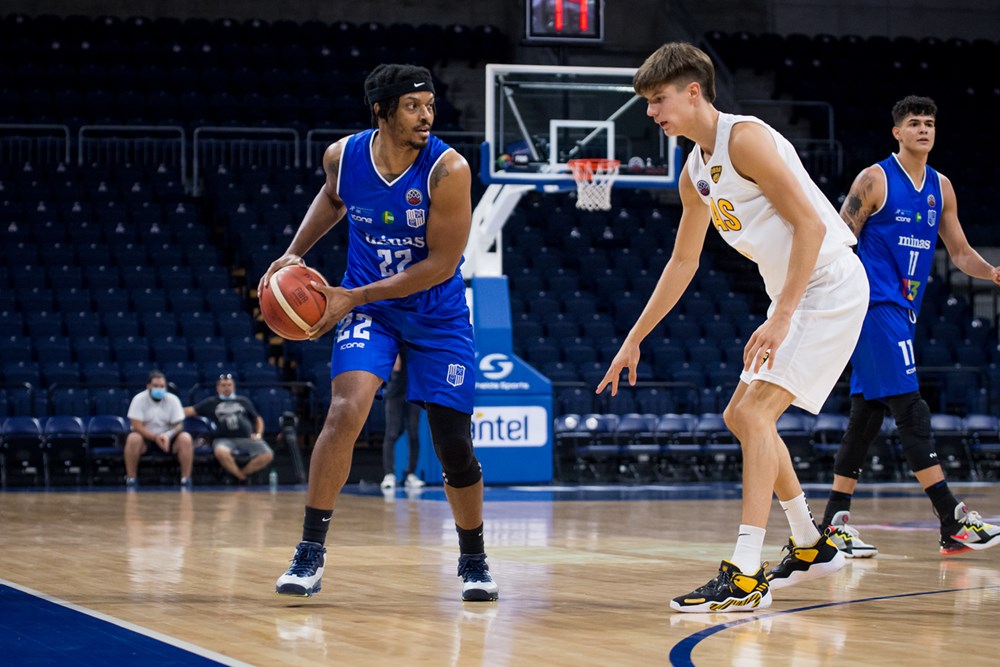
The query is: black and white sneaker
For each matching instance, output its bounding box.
[670,560,771,613]
[458,554,499,601]
[766,534,845,591]
[276,541,326,597]
[825,511,878,558]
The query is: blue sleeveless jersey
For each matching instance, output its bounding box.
[329,129,476,414]
[857,155,943,314]
[849,155,943,399]
[336,129,469,319]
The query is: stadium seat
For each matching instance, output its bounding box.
[42,415,88,485]
[86,414,130,484]
[1,416,45,486]
[930,413,975,479]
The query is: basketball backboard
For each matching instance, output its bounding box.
[481,63,681,190]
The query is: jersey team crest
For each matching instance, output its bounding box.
[406,208,426,228]
[447,364,466,387]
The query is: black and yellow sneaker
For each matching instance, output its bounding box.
[940,502,1000,556]
[766,534,845,591]
[670,560,771,613]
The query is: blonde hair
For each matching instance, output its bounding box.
[633,42,716,103]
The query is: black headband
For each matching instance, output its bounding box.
[366,78,435,106]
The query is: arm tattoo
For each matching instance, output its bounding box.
[430,161,449,191]
[843,193,865,236]
[841,170,877,237]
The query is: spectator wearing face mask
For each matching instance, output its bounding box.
[124,370,193,489]
[184,373,274,484]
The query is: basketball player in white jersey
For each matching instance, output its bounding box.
[597,42,870,613]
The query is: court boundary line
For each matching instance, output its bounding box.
[668,584,1000,666]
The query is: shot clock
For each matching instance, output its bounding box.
[525,0,605,44]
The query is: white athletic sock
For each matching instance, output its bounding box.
[730,524,766,574]
[780,493,822,545]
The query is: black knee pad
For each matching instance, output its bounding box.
[833,395,887,479]
[426,403,482,488]
[886,392,935,472]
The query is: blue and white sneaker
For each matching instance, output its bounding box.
[276,541,326,597]
[458,554,499,601]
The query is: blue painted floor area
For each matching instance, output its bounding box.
[0,581,247,667]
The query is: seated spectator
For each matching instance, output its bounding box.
[185,373,274,483]
[124,370,194,489]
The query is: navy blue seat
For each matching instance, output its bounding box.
[177,312,217,339]
[41,361,81,387]
[572,413,621,482]
[241,361,280,383]
[25,311,64,338]
[90,387,131,416]
[91,287,131,313]
[112,337,150,365]
[250,387,295,431]
[35,338,74,364]
[42,415,88,484]
[2,416,45,486]
[48,386,91,417]
[139,311,179,337]
[86,414,129,483]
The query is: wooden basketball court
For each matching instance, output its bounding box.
[2,482,998,666]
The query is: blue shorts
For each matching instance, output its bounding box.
[849,302,919,400]
[328,303,476,414]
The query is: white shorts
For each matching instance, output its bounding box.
[739,252,869,414]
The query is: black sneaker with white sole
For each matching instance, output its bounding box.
[458,554,499,601]
[276,541,326,597]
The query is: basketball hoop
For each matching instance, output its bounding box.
[568,158,620,211]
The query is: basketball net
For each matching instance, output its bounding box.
[568,158,620,211]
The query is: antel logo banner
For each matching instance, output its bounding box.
[472,406,548,447]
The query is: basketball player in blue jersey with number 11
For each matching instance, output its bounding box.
[259,63,498,602]
[792,96,1000,571]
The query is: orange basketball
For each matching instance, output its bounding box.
[259,265,329,341]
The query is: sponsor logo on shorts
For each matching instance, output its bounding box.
[447,364,466,387]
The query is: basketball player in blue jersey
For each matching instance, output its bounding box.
[599,43,869,613]
[259,64,498,602]
[801,96,1000,568]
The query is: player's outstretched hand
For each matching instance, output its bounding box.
[596,339,641,397]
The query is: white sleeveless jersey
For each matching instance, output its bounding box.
[685,113,856,299]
